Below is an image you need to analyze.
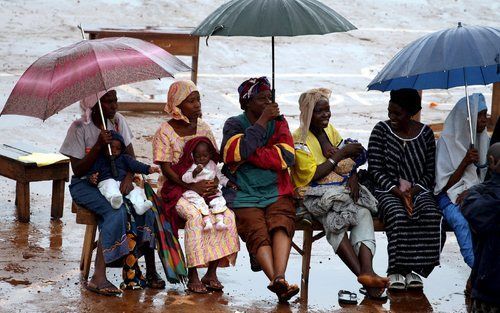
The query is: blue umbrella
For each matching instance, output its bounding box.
[368,23,500,147]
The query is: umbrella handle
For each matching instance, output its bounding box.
[97,99,118,178]
[205,25,224,46]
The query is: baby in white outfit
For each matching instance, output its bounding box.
[181,141,237,231]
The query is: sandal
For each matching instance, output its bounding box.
[388,273,406,291]
[146,272,166,289]
[267,275,288,294]
[338,290,357,305]
[277,284,300,303]
[405,273,423,290]
[201,277,224,291]
[359,287,388,301]
[84,281,122,296]
[186,281,209,294]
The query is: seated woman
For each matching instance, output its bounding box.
[60,90,163,295]
[220,77,299,302]
[435,93,489,271]
[152,80,239,294]
[291,88,388,300]
[368,88,442,291]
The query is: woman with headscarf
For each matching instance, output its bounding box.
[220,77,299,302]
[61,90,163,295]
[152,80,239,294]
[368,88,443,291]
[434,93,489,272]
[291,88,388,300]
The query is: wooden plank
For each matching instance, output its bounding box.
[118,102,165,112]
[24,163,69,182]
[51,179,65,219]
[0,159,27,182]
[16,182,30,222]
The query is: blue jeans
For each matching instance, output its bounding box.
[69,177,155,264]
[437,193,474,268]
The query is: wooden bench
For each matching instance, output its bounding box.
[0,143,69,222]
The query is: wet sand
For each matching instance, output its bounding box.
[0,181,471,313]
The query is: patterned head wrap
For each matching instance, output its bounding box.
[164,80,198,123]
[238,76,271,110]
[298,88,332,144]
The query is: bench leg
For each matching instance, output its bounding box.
[191,55,198,85]
[51,179,65,219]
[80,224,97,281]
[15,182,30,223]
[300,227,313,304]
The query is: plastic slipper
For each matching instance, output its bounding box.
[84,281,122,296]
[388,273,406,290]
[267,275,288,294]
[338,290,357,305]
[405,273,423,290]
[201,277,224,291]
[359,287,388,301]
[278,284,300,303]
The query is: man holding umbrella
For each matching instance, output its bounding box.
[60,90,165,295]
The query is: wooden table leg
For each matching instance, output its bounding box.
[191,55,198,85]
[16,182,30,223]
[51,179,65,219]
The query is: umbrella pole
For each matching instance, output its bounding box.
[464,79,475,148]
[272,36,275,103]
[97,99,119,178]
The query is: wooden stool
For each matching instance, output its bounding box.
[72,202,98,281]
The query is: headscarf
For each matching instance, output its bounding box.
[79,90,108,125]
[434,93,489,203]
[238,77,271,110]
[389,88,422,116]
[164,80,198,124]
[297,88,332,144]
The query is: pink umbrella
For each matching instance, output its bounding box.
[1,36,190,120]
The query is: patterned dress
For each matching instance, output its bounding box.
[152,119,239,268]
[368,121,443,277]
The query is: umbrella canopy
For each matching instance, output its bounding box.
[1,37,190,120]
[192,0,356,37]
[192,0,356,100]
[368,23,500,91]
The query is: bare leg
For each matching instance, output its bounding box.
[336,233,361,276]
[201,259,224,290]
[256,245,275,281]
[187,267,207,293]
[357,243,388,297]
[87,242,120,292]
[271,229,292,278]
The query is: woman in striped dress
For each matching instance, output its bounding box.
[368,89,443,291]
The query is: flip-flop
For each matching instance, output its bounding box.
[405,273,423,290]
[278,284,300,303]
[201,277,224,291]
[359,287,388,301]
[267,275,288,294]
[84,281,122,296]
[338,290,357,304]
[186,281,209,294]
[388,273,406,291]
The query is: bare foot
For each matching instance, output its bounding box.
[358,273,389,288]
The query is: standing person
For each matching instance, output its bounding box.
[434,93,489,272]
[291,88,388,300]
[220,77,299,303]
[152,80,239,294]
[368,88,443,291]
[461,143,500,313]
[60,90,164,295]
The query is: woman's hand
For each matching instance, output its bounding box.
[120,173,134,195]
[392,188,413,215]
[461,148,479,166]
[257,103,280,124]
[149,166,161,174]
[409,185,422,198]
[97,130,113,148]
[337,143,363,160]
[189,180,218,197]
[347,174,360,203]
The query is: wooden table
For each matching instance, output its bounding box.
[84,26,200,112]
[0,143,69,222]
